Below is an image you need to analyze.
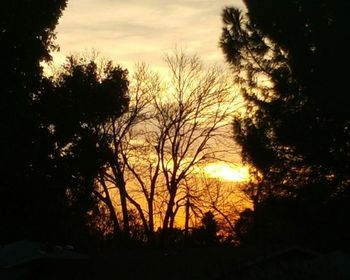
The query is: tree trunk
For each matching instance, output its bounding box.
[111,164,130,240]
[106,198,122,236]
[118,178,130,239]
[184,195,191,246]
[95,176,122,238]
[147,199,155,244]
[184,195,190,239]
[162,191,176,230]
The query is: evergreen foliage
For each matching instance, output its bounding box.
[221,0,350,249]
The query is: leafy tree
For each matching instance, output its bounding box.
[201,211,219,246]
[37,55,129,245]
[221,1,350,248]
[188,211,219,246]
[0,0,68,242]
[0,0,130,248]
[221,0,350,200]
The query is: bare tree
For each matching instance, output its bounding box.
[150,50,236,233]
[93,63,158,240]
[201,176,250,235]
[95,50,240,244]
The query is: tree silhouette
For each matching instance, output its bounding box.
[154,51,234,236]
[92,51,237,246]
[0,0,68,243]
[188,211,219,246]
[0,0,130,248]
[221,1,350,249]
[38,55,129,245]
[94,62,158,243]
[201,211,219,246]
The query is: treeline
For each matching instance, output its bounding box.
[1,0,349,253]
[1,1,129,248]
[0,1,240,250]
[221,0,350,251]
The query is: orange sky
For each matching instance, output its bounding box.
[50,0,248,183]
[52,0,244,72]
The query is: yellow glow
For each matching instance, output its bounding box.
[203,163,249,182]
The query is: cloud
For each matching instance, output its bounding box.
[53,0,244,70]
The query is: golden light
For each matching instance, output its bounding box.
[203,162,249,182]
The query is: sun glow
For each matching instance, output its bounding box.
[203,163,249,182]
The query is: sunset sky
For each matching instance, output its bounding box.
[52,0,247,182]
[52,0,244,71]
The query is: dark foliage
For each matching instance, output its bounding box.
[37,56,129,247]
[185,211,219,247]
[200,211,219,246]
[221,0,350,249]
[0,1,129,249]
[0,0,68,244]
[235,197,350,250]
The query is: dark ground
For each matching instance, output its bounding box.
[4,246,349,280]
[67,246,350,280]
